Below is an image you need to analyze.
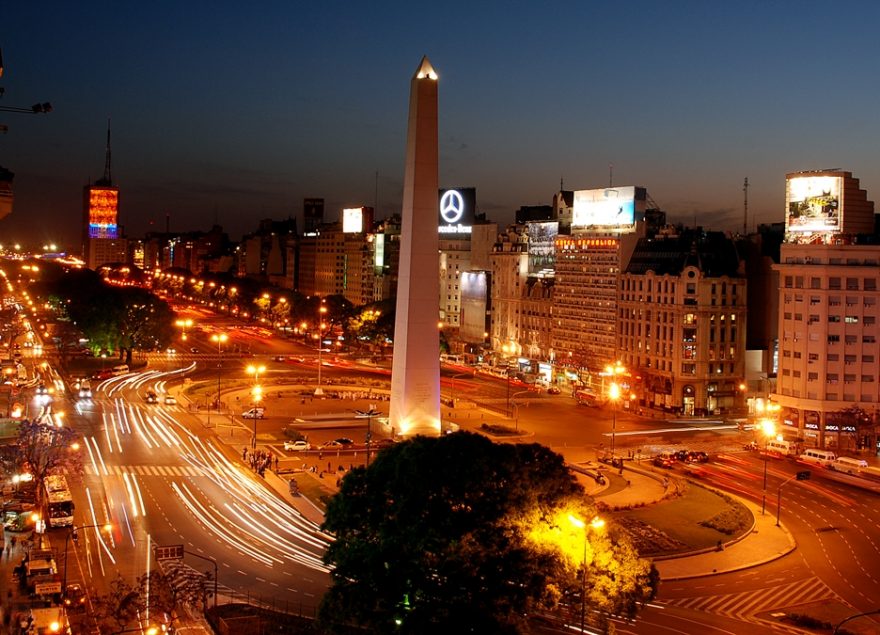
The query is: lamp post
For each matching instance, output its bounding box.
[174,318,193,342]
[569,514,605,633]
[609,381,621,458]
[316,304,328,396]
[758,417,776,515]
[210,333,228,411]
[63,523,112,590]
[246,365,265,450]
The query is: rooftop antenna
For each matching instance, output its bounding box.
[743,177,749,235]
[101,118,112,185]
[609,163,613,187]
[375,170,379,212]
[560,176,563,192]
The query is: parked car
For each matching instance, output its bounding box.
[283,440,310,452]
[163,394,177,405]
[242,407,265,419]
[547,386,561,395]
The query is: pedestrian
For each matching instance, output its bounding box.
[10,536,16,549]
[327,461,331,472]
[242,447,247,460]
[274,455,279,471]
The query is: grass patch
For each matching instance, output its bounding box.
[613,482,752,556]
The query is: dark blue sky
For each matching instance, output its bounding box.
[3,1,880,249]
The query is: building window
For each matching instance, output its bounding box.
[808,372,818,381]
[845,316,859,324]
[810,277,821,289]
[828,335,840,343]
[846,278,859,290]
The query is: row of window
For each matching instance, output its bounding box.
[782,351,876,363]
[783,275,878,291]
[783,313,875,324]
[784,294,877,306]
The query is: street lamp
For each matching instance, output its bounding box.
[316,304,328,396]
[759,417,776,515]
[210,333,228,410]
[608,381,621,458]
[246,365,265,450]
[569,514,605,633]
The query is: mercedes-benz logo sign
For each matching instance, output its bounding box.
[440,190,464,224]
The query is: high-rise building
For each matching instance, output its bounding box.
[773,170,879,452]
[83,122,126,269]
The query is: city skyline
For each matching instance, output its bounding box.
[3,2,880,248]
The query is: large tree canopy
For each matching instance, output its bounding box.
[320,432,657,634]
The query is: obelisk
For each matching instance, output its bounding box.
[389,57,441,437]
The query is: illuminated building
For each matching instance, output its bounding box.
[773,170,879,451]
[618,228,746,415]
[82,122,127,269]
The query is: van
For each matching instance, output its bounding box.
[799,448,837,467]
[111,364,129,376]
[766,439,795,456]
[829,456,868,475]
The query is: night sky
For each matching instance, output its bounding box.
[3,1,880,249]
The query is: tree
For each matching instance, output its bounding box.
[15,420,82,513]
[319,432,656,634]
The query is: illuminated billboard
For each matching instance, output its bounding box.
[343,208,364,233]
[572,187,636,228]
[460,271,489,343]
[88,186,119,239]
[439,187,476,234]
[786,175,842,233]
[527,221,558,274]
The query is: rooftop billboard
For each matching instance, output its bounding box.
[88,186,119,239]
[572,187,636,228]
[439,187,475,234]
[786,175,842,234]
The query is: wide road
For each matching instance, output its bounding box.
[57,364,332,614]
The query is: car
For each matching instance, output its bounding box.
[35,384,48,395]
[145,391,159,404]
[688,451,710,463]
[163,394,177,405]
[242,407,265,419]
[273,355,287,362]
[372,438,396,448]
[283,440,311,452]
[190,347,199,353]
[321,438,354,448]
[652,454,675,468]
[547,386,561,395]
[673,449,691,462]
[63,583,87,612]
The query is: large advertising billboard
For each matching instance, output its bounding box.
[439,187,476,234]
[343,208,364,233]
[572,187,636,228]
[786,175,842,233]
[460,271,489,343]
[527,221,558,274]
[88,186,119,239]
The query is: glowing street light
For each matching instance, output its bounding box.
[210,333,228,410]
[316,304,328,396]
[246,364,266,449]
[569,514,605,633]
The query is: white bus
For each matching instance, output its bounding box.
[44,475,74,528]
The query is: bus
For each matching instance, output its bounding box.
[575,389,599,407]
[44,475,74,528]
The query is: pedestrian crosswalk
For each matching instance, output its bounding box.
[84,464,206,477]
[664,575,843,626]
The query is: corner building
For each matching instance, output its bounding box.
[618,229,746,415]
[772,170,879,452]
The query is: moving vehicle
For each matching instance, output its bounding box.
[44,474,74,528]
[321,438,354,448]
[63,582,87,612]
[283,440,311,452]
[111,364,129,376]
[766,439,795,456]
[575,389,599,406]
[829,456,868,475]
[547,386,561,395]
[77,379,91,399]
[145,391,159,404]
[799,448,837,467]
[163,394,177,405]
[242,407,265,419]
